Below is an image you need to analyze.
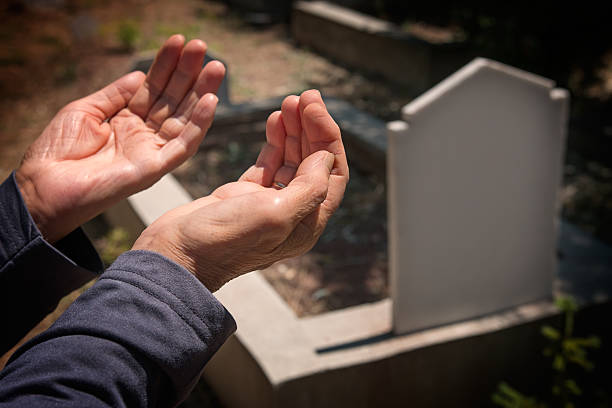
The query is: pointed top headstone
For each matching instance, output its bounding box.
[387,58,568,334]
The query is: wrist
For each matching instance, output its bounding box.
[132,229,208,285]
[14,168,54,242]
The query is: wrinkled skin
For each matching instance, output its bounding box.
[16,35,224,242]
[133,90,349,291]
[15,33,349,292]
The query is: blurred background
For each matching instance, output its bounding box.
[0,1,610,406]
[1,0,610,239]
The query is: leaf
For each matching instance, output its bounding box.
[564,379,582,395]
[555,296,577,312]
[572,336,601,348]
[566,354,594,371]
[498,382,521,398]
[541,325,561,340]
[553,354,566,371]
[491,393,514,408]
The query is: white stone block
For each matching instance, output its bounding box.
[388,58,569,334]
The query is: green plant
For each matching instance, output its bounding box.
[117,20,140,51]
[98,227,131,266]
[492,382,547,408]
[492,297,601,408]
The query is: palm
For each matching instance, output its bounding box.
[17,35,225,242]
[182,90,348,260]
[133,90,349,290]
[239,91,348,236]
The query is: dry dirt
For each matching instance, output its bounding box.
[0,0,413,181]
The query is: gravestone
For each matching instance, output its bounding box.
[387,58,569,334]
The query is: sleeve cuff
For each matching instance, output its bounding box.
[0,172,104,354]
[22,249,238,403]
[1,171,104,276]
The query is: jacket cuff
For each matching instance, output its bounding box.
[0,171,104,276]
[0,172,103,354]
[100,250,236,398]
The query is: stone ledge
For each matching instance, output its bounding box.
[292,1,471,91]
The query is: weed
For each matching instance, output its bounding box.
[492,297,602,408]
[117,20,140,51]
[97,227,131,266]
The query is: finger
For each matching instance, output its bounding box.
[241,150,334,252]
[239,111,286,186]
[271,95,301,187]
[301,102,344,158]
[145,39,208,132]
[128,34,185,118]
[74,71,145,121]
[192,60,226,98]
[298,89,327,159]
[281,95,301,165]
[159,93,218,172]
[280,150,334,227]
[302,102,349,218]
[157,60,226,141]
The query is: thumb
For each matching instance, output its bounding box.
[76,71,146,120]
[280,150,334,226]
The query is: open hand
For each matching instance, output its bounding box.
[133,91,349,291]
[15,35,224,242]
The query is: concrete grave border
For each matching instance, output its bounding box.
[292,1,472,92]
[106,175,561,407]
[104,133,566,408]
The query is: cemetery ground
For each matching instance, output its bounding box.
[1,0,611,406]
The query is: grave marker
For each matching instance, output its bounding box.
[388,58,569,333]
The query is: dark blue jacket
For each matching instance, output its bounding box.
[0,173,236,407]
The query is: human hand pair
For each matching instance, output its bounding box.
[133,91,349,291]
[15,35,224,243]
[14,31,349,291]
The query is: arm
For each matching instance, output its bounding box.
[0,172,103,355]
[0,91,347,408]
[0,35,223,352]
[0,31,347,405]
[0,250,235,408]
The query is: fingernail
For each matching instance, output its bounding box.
[205,93,218,104]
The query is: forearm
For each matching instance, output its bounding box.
[0,250,236,407]
[0,173,103,354]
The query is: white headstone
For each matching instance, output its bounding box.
[388,58,569,334]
